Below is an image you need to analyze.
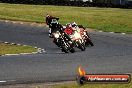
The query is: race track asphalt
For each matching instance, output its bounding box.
[0,21,132,85]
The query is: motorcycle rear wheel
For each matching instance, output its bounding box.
[89,40,94,46]
[85,39,94,46]
[70,48,75,53]
[77,42,85,51]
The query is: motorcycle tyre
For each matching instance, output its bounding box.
[85,39,94,46]
[70,48,75,53]
[77,42,85,51]
[61,45,69,53]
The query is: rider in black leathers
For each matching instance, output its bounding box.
[45,14,72,47]
[46,14,60,37]
[50,20,72,44]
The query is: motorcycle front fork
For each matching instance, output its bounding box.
[53,38,60,47]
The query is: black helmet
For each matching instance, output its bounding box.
[51,19,58,24]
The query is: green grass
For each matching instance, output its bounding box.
[53,81,132,88]
[0,3,132,33]
[0,43,37,55]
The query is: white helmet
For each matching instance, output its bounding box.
[71,22,77,27]
[66,23,72,28]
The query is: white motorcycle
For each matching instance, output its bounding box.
[70,30,85,51]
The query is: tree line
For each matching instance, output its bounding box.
[0,0,131,8]
[0,0,69,5]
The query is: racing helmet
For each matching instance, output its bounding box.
[71,22,77,27]
[51,19,58,24]
[66,23,72,28]
[46,14,50,18]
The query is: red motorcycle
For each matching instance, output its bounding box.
[70,30,86,51]
[64,27,85,51]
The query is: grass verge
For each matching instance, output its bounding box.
[53,81,132,88]
[0,43,37,55]
[0,81,131,88]
[0,3,132,33]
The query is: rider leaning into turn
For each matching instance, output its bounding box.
[64,22,79,35]
[45,14,72,43]
[45,14,59,25]
[64,23,73,35]
[45,14,60,37]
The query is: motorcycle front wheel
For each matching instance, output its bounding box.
[61,41,69,53]
[70,48,75,53]
[61,45,69,53]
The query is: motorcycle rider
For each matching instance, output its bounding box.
[48,18,73,48]
[64,23,74,35]
[71,22,81,31]
[46,14,59,25]
[71,22,94,46]
[64,22,81,35]
[45,14,59,37]
[65,22,94,46]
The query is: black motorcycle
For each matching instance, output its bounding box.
[53,31,75,53]
[50,19,75,53]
